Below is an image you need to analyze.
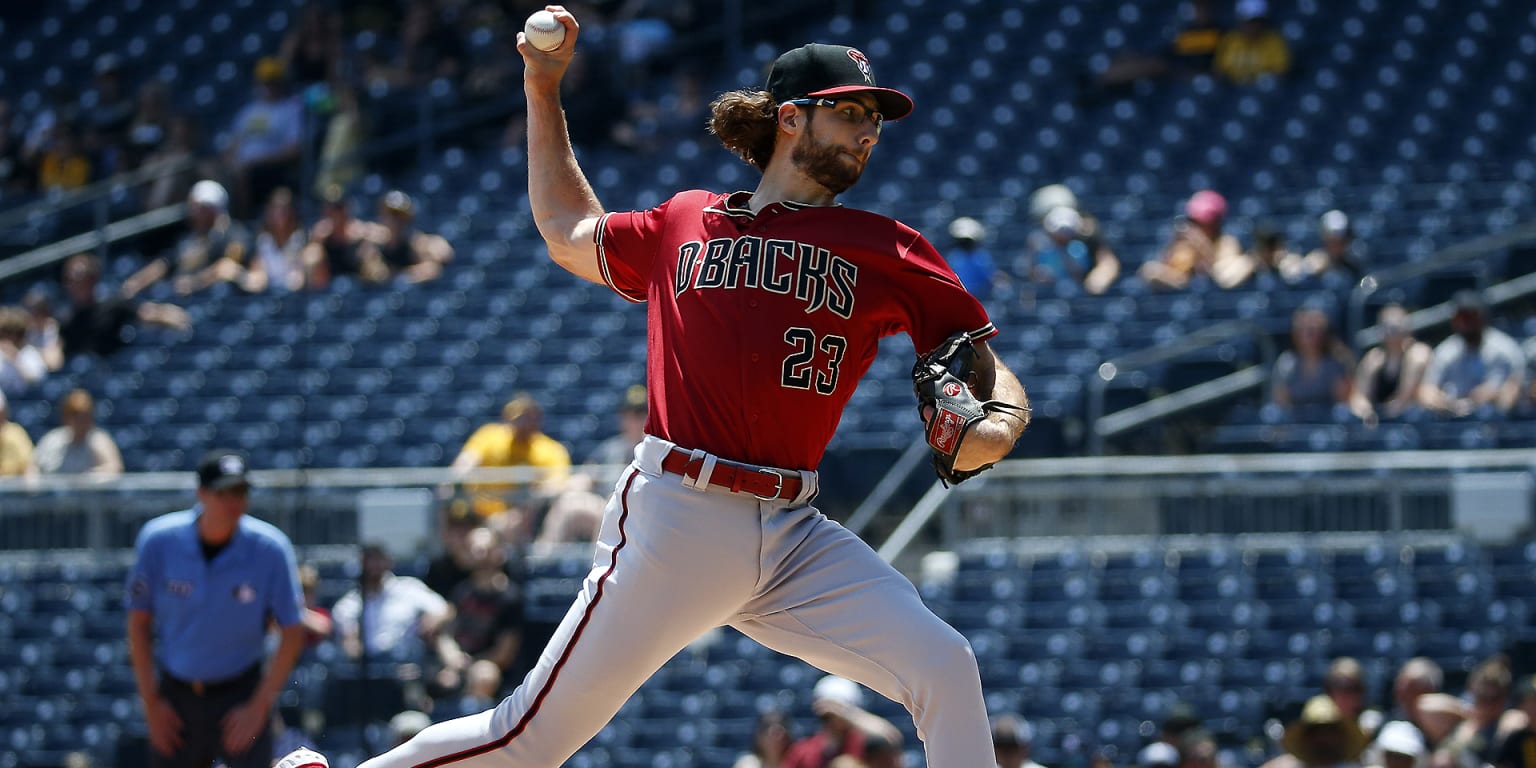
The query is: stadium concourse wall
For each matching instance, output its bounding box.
[2,451,1533,558]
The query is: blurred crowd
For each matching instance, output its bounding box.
[950,176,1536,435]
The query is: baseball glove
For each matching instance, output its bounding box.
[912,332,1030,486]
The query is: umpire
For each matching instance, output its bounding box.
[126,450,307,768]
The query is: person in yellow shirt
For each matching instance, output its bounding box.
[1216,0,1291,84]
[37,125,92,192]
[449,394,571,531]
[0,389,35,476]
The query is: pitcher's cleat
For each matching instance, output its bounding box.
[275,747,330,768]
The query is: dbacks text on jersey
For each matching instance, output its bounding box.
[674,236,858,319]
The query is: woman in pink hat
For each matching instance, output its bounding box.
[1139,190,1244,290]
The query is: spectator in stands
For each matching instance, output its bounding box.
[992,714,1046,768]
[1269,306,1354,415]
[1296,211,1369,286]
[357,190,454,284]
[29,388,122,477]
[1083,0,1225,101]
[1393,658,1444,725]
[140,115,199,211]
[22,289,64,372]
[312,83,364,196]
[450,393,573,526]
[1026,184,1121,296]
[1139,704,1204,768]
[1140,742,1181,768]
[122,180,251,298]
[36,122,92,192]
[735,710,794,768]
[227,57,303,218]
[1446,656,1528,766]
[1368,721,1426,768]
[304,185,371,287]
[1215,0,1291,85]
[943,216,1006,303]
[1325,657,1384,736]
[534,485,607,547]
[331,544,466,670]
[244,187,307,293]
[125,82,172,170]
[396,3,466,88]
[0,390,34,476]
[279,7,344,88]
[23,85,79,168]
[0,306,48,396]
[436,659,504,721]
[1416,694,1467,752]
[58,252,190,360]
[387,710,433,749]
[587,384,648,466]
[295,563,334,645]
[84,54,135,168]
[1139,190,1243,291]
[1350,305,1433,426]
[1219,221,1302,289]
[425,500,483,599]
[782,676,903,768]
[1029,207,1093,289]
[444,526,524,681]
[1493,675,1536,768]
[125,450,307,768]
[1262,695,1368,768]
[1419,292,1525,417]
[1179,730,1219,768]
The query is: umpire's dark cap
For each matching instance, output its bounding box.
[197,450,252,490]
[767,43,914,121]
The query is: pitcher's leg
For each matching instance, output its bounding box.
[362,470,759,768]
[733,513,993,767]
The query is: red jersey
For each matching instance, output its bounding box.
[597,190,995,470]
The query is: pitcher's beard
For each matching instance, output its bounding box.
[792,131,864,195]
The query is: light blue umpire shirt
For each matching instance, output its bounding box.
[126,505,304,682]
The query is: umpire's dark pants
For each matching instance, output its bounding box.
[152,664,271,768]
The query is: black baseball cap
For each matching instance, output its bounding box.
[197,450,252,490]
[766,43,914,121]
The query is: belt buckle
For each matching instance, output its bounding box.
[751,469,785,501]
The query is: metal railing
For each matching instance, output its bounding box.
[1087,320,1278,454]
[1346,219,1536,340]
[0,203,186,283]
[0,464,627,551]
[0,155,195,240]
[878,448,1536,565]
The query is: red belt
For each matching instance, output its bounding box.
[661,447,803,501]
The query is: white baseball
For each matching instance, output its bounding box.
[524,10,566,52]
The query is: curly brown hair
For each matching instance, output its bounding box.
[708,89,780,171]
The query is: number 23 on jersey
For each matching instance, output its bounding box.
[781,327,847,395]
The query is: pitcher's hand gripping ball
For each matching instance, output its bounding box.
[524,10,566,51]
[912,332,1030,486]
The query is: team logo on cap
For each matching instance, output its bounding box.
[847,49,873,83]
[220,455,245,476]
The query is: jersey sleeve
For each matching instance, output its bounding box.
[896,230,997,355]
[595,196,678,303]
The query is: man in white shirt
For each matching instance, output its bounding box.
[1419,291,1525,417]
[331,545,466,672]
